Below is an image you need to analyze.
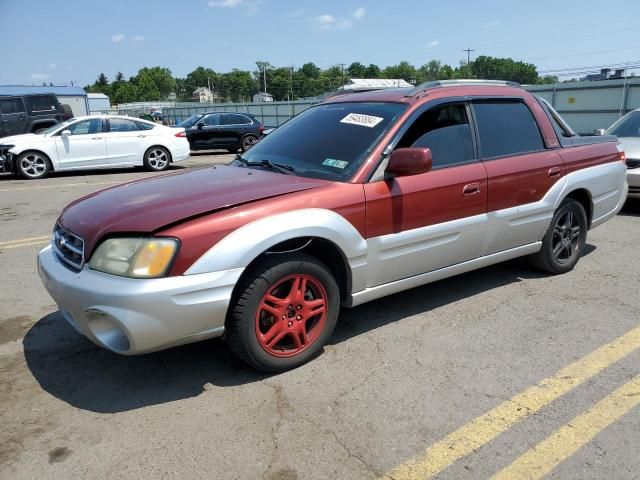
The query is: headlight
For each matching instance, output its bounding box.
[89,237,178,278]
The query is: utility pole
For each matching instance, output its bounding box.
[263,66,267,94]
[338,62,346,87]
[463,48,475,66]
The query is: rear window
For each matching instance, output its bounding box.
[0,97,26,114]
[473,101,545,158]
[238,102,407,181]
[109,118,142,132]
[26,95,58,113]
[607,111,640,138]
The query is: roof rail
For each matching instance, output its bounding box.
[405,79,521,97]
[326,86,396,98]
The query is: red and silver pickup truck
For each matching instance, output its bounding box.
[37,80,628,372]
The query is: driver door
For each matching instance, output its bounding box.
[54,118,107,169]
[364,103,488,287]
[191,114,220,149]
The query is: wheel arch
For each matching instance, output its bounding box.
[144,144,173,163]
[563,188,593,229]
[14,149,54,172]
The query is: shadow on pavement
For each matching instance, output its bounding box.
[23,251,596,414]
[619,197,640,216]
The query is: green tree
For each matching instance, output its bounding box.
[111,82,139,104]
[382,61,417,83]
[184,66,217,97]
[346,62,367,78]
[364,64,381,78]
[134,67,176,98]
[470,56,538,84]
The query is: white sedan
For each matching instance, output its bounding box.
[0,115,190,179]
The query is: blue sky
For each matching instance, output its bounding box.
[1,0,639,86]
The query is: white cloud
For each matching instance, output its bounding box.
[31,73,51,81]
[48,63,57,69]
[353,7,366,19]
[314,14,351,31]
[483,20,500,28]
[208,0,261,13]
[131,35,145,42]
[111,33,125,43]
[425,40,440,48]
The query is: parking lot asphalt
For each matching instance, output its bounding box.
[0,153,639,480]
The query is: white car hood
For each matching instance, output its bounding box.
[618,137,640,160]
[0,133,46,146]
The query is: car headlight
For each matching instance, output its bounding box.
[89,237,179,278]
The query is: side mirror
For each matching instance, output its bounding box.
[61,129,71,137]
[386,147,433,177]
[594,128,606,136]
[196,122,204,129]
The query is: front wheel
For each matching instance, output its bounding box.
[240,134,258,152]
[529,198,588,274]
[143,147,170,171]
[226,252,340,372]
[16,151,51,179]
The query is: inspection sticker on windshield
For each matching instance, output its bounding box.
[323,158,349,169]
[340,113,384,128]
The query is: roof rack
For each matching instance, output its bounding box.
[405,79,521,97]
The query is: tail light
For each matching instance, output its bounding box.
[258,124,265,133]
[175,131,187,138]
[616,144,626,164]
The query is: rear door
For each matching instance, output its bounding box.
[0,97,29,136]
[54,118,107,168]
[364,102,488,287]
[472,99,565,254]
[219,113,252,146]
[105,118,148,165]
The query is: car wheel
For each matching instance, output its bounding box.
[227,147,239,154]
[226,252,340,372]
[240,134,258,152]
[16,151,51,180]
[529,198,588,274]
[143,147,170,171]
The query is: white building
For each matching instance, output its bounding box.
[253,92,274,102]
[340,78,413,91]
[192,87,218,103]
[87,92,111,114]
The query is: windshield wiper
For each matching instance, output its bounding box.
[236,156,295,175]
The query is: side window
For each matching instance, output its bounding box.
[67,119,102,135]
[396,103,475,169]
[27,95,57,112]
[0,98,26,114]
[222,113,250,125]
[135,121,155,131]
[204,114,219,126]
[473,101,545,158]
[109,118,141,132]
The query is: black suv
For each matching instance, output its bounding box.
[0,94,66,138]
[176,112,264,152]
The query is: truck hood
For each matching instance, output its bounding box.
[58,165,331,256]
[619,137,640,160]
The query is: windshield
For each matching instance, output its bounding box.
[178,114,204,127]
[41,119,74,135]
[607,111,640,138]
[236,102,407,181]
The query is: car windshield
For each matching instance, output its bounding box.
[177,114,204,127]
[607,111,640,138]
[41,120,74,135]
[235,102,407,181]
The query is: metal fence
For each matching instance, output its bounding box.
[159,100,317,128]
[120,78,640,134]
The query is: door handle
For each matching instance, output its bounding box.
[463,183,480,196]
[91,137,103,140]
[137,135,147,138]
[548,166,562,177]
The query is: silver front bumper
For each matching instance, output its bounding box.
[628,168,640,198]
[37,245,243,354]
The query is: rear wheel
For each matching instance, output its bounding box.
[529,198,587,274]
[16,151,51,179]
[143,147,170,171]
[226,252,340,372]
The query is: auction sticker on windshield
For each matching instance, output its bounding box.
[322,158,349,169]
[340,113,384,128]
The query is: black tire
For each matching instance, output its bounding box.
[227,147,238,154]
[143,146,170,171]
[15,151,51,180]
[529,198,588,274]
[240,134,258,152]
[226,252,340,372]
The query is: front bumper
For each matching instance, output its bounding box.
[37,245,243,355]
[0,147,15,173]
[628,167,640,198]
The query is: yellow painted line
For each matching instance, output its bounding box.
[492,375,640,480]
[0,239,50,250]
[0,235,50,247]
[0,180,120,192]
[387,325,640,480]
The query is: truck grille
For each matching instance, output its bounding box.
[52,224,85,270]
[627,158,640,169]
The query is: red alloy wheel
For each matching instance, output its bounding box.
[255,274,328,358]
